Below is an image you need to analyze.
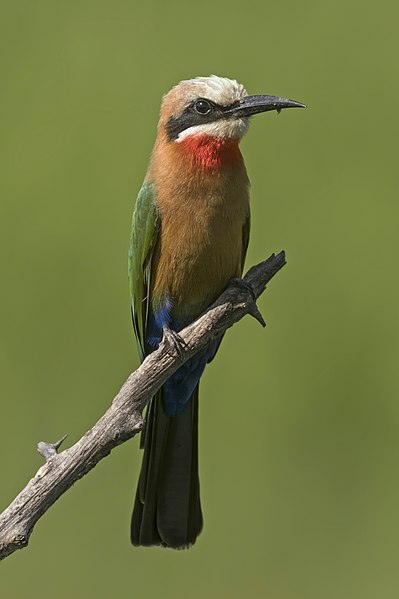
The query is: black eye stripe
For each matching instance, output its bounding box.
[166,99,240,141]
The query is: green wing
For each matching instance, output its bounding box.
[128,181,159,362]
[241,213,251,273]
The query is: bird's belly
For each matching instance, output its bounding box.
[152,208,245,325]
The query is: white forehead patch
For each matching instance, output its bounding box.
[182,75,247,106]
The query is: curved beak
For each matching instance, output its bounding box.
[226,95,306,117]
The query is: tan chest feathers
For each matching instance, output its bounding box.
[152,192,248,320]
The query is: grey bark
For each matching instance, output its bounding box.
[0,251,286,561]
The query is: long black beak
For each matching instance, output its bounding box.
[226,95,306,117]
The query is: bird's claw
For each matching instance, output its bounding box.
[162,323,187,359]
[229,277,266,328]
[230,277,257,301]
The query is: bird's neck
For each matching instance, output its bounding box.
[177,134,242,171]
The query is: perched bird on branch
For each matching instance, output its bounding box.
[128,75,304,549]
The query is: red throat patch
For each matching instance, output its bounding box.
[179,135,242,170]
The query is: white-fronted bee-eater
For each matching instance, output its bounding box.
[128,75,305,549]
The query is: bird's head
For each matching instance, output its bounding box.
[158,75,305,144]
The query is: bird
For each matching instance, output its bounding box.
[128,75,304,549]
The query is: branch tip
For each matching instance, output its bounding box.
[37,434,68,462]
[248,303,267,327]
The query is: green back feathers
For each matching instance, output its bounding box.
[128,182,159,361]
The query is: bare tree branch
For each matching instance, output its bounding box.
[0,251,286,561]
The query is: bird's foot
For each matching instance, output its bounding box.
[162,323,187,359]
[229,277,266,328]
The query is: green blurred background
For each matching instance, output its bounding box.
[0,0,398,597]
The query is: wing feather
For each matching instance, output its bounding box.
[241,213,251,273]
[128,182,159,361]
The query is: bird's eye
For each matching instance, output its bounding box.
[194,99,212,115]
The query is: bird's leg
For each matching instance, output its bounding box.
[162,322,188,359]
[229,277,266,327]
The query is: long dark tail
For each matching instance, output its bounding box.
[131,387,203,548]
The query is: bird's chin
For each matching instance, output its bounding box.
[176,117,249,142]
[225,117,250,139]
